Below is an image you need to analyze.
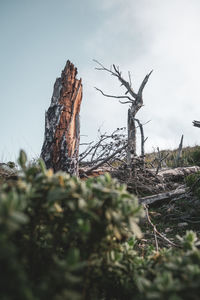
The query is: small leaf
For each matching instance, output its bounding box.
[18,150,27,169]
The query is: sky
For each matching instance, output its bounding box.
[1,0,200,162]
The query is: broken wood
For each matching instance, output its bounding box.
[158,166,200,182]
[175,134,184,167]
[134,118,149,168]
[144,204,179,247]
[41,60,82,175]
[139,167,200,205]
[193,120,200,128]
[139,186,186,206]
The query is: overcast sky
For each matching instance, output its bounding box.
[1,0,200,162]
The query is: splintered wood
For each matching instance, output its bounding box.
[41,60,82,175]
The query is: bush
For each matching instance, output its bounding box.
[180,146,200,167]
[1,151,200,300]
[0,150,143,300]
[186,171,200,198]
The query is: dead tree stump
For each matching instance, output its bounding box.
[41,60,82,176]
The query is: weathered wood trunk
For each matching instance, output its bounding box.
[127,108,136,164]
[176,134,184,167]
[127,72,152,169]
[127,101,143,170]
[41,60,82,175]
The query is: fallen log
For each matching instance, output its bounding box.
[41,60,82,175]
[158,166,200,182]
[139,186,186,206]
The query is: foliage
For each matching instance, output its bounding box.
[1,150,200,299]
[0,150,143,300]
[185,147,200,167]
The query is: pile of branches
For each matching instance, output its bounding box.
[79,127,128,176]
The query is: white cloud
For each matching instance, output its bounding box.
[82,0,200,153]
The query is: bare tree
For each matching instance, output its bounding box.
[94,60,152,168]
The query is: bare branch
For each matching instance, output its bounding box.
[94,87,133,102]
[79,127,127,167]
[193,120,200,128]
[155,148,169,175]
[80,141,94,146]
[119,100,134,104]
[79,143,95,162]
[84,144,128,175]
[137,70,153,101]
[134,118,145,165]
[128,71,132,88]
[144,204,179,248]
[93,59,137,99]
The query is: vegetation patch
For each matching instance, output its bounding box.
[0,151,200,299]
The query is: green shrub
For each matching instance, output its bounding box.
[185,147,200,166]
[145,146,200,169]
[0,150,143,300]
[1,150,200,300]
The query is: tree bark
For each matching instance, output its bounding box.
[127,71,152,167]
[41,60,82,176]
[127,109,136,164]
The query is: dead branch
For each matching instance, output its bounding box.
[144,205,159,251]
[84,143,128,175]
[139,186,186,206]
[94,87,133,103]
[79,128,127,166]
[79,142,95,162]
[134,118,149,168]
[144,204,179,248]
[155,148,169,175]
[93,59,137,99]
[193,120,200,128]
[159,166,200,181]
[137,70,153,99]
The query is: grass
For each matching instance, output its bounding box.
[145,145,200,169]
[139,192,200,252]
